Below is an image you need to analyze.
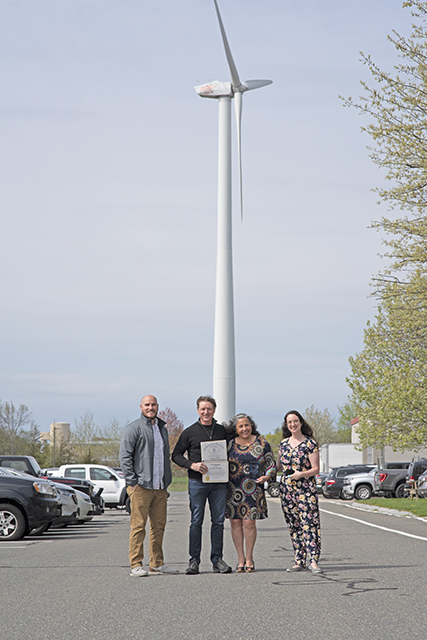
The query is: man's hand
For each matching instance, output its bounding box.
[191,462,208,474]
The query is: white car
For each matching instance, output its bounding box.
[73,487,94,522]
[56,464,126,508]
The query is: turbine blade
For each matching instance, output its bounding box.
[234,91,243,221]
[242,79,273,92]
[213,0,241,89]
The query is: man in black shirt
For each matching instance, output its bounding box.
[172,395,232,574]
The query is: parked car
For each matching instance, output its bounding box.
[0,455,42,477]
[43,476,104,516]
[264,474,282,498]
[56,464,126,508]
[342,468,377,500]
[73,488,95,523]
[374,462,411,498]
[401,458,427,498]
[316,472,329,494]
[43,475,95,498]
[417,469,427,498]
[323,465,376,499]
[0,467,79,533]
[0,468,60,541]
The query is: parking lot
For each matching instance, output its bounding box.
[2,494,427,640]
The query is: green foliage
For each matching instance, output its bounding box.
[343,1,427,451]
[348,291,427,450]
[265,427,282,461]
[336,398,359,443]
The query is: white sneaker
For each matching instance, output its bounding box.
[130,566,148,577]
[149,564,179,574]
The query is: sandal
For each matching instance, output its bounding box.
[236,565,245,573]
[245,563,255,572]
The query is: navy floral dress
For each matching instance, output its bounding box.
[226,436,276,520]
[278,437,321,565]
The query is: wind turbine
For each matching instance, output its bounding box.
[195,0,272,424]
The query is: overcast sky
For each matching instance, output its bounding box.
[0,0,413,435]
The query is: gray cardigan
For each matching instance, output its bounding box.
[119,413,172,490]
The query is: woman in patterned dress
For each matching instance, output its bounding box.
[277,410,322,574]
[226,414,276,572]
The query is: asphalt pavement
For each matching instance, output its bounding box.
[1,494,427,640]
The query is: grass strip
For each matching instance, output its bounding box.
[169,476,188,491]
[358,497,427,517]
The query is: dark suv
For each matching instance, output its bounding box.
[0,469,61,540]
[323,465,376,500]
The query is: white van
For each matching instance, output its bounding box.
[57,464,126,508]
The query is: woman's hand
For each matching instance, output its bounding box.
[289,471,303,480]
[256,475,269,484]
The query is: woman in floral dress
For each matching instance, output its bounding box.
[226,414,276,572]
[278,410,322,574]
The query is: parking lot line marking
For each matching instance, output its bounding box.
[320,508,427,542]
[0,546,28,549]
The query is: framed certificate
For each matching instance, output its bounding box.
[201,440,228,483]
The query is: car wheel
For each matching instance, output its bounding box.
[322,489,331,499]
[0,503,27,541]
[125,496,131,514]
[395,484,407,499]
[355,485,372,500]
[268,484,280,498]
[29,522,51,536]
[340,489,353,501]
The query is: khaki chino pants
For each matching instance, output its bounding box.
[128,485,168,569]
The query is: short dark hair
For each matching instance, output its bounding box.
[281,410,316,441]
[196,395,217,409]
[226,413,260,439]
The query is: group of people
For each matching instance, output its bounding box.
[119,394,322,577]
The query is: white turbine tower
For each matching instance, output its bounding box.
[195,0,272,424]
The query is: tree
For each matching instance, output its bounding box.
[342,1,427,306]
[347,291,427,451]
[0,400,38,455]
[97,418,123,467]
[303,405,336,447]
[158,407,185,477]
[70,410,101,464]
[265,427,282,461]
[336,398,359,443]
[342,1,427,449]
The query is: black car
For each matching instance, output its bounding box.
[43,475,95,498]
[315,472,329,494]
[0,469,61,541]
[322,465,376,500]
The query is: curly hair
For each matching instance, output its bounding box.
[281,409,316,441]
[225,413,261,440]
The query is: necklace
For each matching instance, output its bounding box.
[200,423,215,440]
[236,436,256,448]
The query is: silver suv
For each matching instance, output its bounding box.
[342,467,377,500]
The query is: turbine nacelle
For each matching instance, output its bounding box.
[195,81,233,99]
[195,79,272,99]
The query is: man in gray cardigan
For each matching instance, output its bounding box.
[120,394,177,577]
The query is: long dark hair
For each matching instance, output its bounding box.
[281,410,316,441]
[225,413,260,440]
